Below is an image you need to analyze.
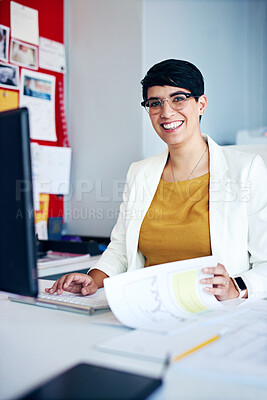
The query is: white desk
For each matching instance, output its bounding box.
[1,283,267,400]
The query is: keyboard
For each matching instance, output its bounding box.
[39,292,97,305]
[9,288,109,315]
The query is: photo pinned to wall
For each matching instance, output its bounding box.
[20,69,57,141]
[10,39,38,69]
[0,62,19,89]
[0,25,10,62]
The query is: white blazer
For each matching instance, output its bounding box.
[93,136,267,300]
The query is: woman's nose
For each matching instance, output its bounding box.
[160,99,175,118]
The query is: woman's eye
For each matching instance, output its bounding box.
[149,100,161,108]
[173,95,186,102]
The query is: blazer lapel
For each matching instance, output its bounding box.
[207,135,231,262]
[126,149,169,269]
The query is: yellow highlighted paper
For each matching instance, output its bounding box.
[34,194,49,224]
[173,269,208,313]
[0,89,19,112]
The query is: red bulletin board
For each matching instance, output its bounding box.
[0,0,68,219]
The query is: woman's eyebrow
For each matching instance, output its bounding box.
[146,96,160,101]
[169,91,188,98]
[147,91,189,101]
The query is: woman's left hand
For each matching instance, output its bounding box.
[200,263,239,301]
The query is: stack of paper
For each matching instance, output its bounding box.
[37,251,90,270]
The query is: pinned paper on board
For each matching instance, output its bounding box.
[30,143,72,196]
[39,37,66,74]
[20,69,57,141]
[10,1,39,45]
[34,193,49,240]
[0,89,18,112]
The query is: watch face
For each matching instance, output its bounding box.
[235,277,247,291]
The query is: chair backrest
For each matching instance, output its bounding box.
[224,144,267,167]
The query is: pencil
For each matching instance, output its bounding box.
[171,334,220,363]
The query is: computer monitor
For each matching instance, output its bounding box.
[0,107,38,296]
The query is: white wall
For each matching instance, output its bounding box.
[142,0,267,157]
[64,0,143,236]
[245,0,267,133]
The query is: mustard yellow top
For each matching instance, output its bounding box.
[138,173,211,267]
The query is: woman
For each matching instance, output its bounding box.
[46,59,267,302]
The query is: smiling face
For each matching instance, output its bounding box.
[147,85,207,148]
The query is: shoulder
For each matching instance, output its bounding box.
[207,135,267,179]
[222,146,267,179]
[126,150,168,181]
[131,151,167,170]
[222,145,256,166]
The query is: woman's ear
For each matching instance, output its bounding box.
[198,94,207,116]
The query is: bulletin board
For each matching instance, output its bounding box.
[0,0,69,235]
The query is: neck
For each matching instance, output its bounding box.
[169,135,207,168]
[166,135,209,182]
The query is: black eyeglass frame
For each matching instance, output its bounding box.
[141,92,202,112]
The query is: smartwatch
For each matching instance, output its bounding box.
[232,276,247,299]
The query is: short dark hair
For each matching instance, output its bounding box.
[141,59,204,101]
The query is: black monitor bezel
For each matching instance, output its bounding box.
[0,107,38,297]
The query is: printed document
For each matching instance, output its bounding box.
[104,256,223,331]
[173,300,267,385]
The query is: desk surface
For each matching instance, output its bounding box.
[1,281,267,400]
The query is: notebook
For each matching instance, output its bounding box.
[0,108,109,315]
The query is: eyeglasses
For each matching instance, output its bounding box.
[141,92,200,115]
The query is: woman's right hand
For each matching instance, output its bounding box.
[45,273,98,296]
